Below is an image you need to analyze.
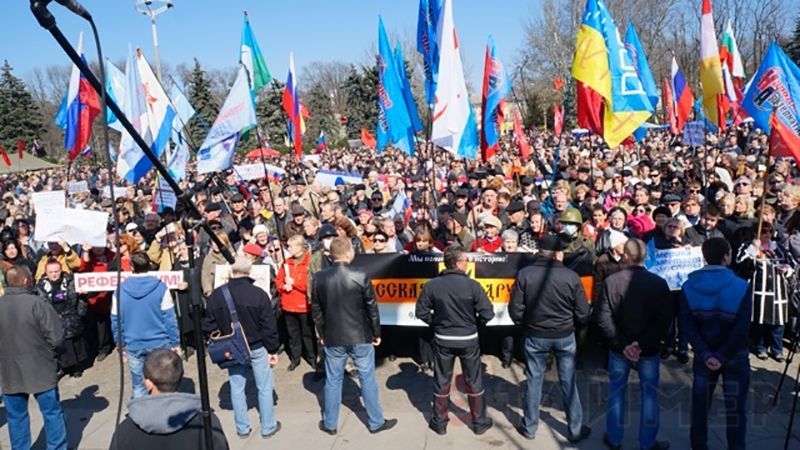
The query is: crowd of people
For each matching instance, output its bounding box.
[0,123,797,449]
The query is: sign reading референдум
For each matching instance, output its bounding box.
[74,271,184,293]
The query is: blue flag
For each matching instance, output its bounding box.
[377,17,414,155]
[394,42,423,133]
[741,43,800,135]
[416,0,441,106]
[480,35,510,158]
[624,24,659,110]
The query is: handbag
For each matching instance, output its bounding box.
[207,285,252,368]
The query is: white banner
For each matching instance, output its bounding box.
[234,163,285,181]
[645,246,705,290]
[378,302,512,327]
[32,190,66,212]
[66,181,89,194]
[102,186,128,199]
[34,208,109,247]
[74,271,184,293]
[213,264,272,297]
[314,170,362,188]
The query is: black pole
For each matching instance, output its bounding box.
[183,223,215,450]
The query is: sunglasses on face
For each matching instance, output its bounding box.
[268,248,280,253]
[210,225,222,231]
[373,238,386,243]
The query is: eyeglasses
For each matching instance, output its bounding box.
[373,238,386,243]
[268,248,280,253]
[688,189,701,193]
[735,182,750,187]
[210,225,222,231]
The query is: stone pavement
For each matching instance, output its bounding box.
[1,349,799,449]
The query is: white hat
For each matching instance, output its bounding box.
[608,229,628,250]
[125,222,138,232]
[252,224,268,237]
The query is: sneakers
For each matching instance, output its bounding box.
[237,429,251,439]
[772,352,786,363]
[515,425,535,440]
[756,351,769,361]
[261,421,281,439]
[567,425,592,444]
[318,420,337,435]
[370,418,398,434]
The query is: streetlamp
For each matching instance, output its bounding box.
[134,0,173,83]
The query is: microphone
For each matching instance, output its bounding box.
[54,0,92,20]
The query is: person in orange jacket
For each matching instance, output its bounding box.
[275,234,316,371]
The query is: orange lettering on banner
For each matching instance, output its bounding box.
[371,278,514,304]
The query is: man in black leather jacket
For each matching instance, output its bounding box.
[311,237,397,435]
[415,244,495,436]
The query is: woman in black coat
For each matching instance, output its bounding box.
[35,258,90,377]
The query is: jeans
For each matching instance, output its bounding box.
[4,387,68,450]
[754,324,784,356]
[521,334,583,438]
[323,344,385,431]
[690,358,749,450]
[606,351,661,449]
[127,349,152,399]
[227,346,278,436]
[430,341,490,431]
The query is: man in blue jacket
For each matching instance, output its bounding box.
[680,237,751,450]
[112,253,180,398]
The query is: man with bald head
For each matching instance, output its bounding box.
[595,239,673,450]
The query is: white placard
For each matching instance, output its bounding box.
[31,190,66,212]
[74,271,184,293]
[234,163,285,181]
[213,264,272,297]
[66,181,89,194]
[34,208,109,247]
[645,247,705,290]
[102,186,128,199]
[154,178,177,210]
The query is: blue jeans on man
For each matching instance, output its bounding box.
[323,344,385,431]
[606,351,661,449]
[690,358,749,450]
[520,334,583,438]
[126,349,152,399]
[4,387,68,450]
[227,346,279,436]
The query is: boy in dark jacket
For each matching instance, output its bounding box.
[110,349,229,450]
[680,237,751,450]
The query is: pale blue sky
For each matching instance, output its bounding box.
[1,0,538,87]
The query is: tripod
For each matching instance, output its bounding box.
[773,322,800,450]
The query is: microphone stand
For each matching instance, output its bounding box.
[31,4,228,450]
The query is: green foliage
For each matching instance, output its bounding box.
[342,64,378,139]
[0,60,45,152]
[303,82,340,147]
[186,59,219,147]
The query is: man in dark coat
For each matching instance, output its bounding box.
[311,237,397,435]
[595,239,673,450]
[0,265,67,450]
[415,244,495,436]
[509,235,592,443]
[110,349,229,449]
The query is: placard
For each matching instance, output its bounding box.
[213,264,272,297]
[31,190,66,212]
[234,163,285,181]
[102,186,128,199]
[645,246,705,290]
[34,208,109,247]
[74,271,184,292]
[66,181,89,194]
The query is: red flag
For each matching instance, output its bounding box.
[553,103,564,136]
[576,81,603,135]
[662,77,677,134]
[553,77,564,92]
[769,112,800,163]
[513,110,531,160]
[17,139,25,160]
[0,147,10,167]
[360,128,377,149]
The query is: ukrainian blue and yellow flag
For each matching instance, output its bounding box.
[571,0,653,147]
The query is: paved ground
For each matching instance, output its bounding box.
[1,347,800,449]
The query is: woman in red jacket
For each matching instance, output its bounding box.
[275,234,316,371]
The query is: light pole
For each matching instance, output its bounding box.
[134,0,173,83]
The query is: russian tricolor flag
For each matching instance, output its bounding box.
[315,131,328,153]
[671,57,694,134]
[54,32,100,162]
[282,52,304,160]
